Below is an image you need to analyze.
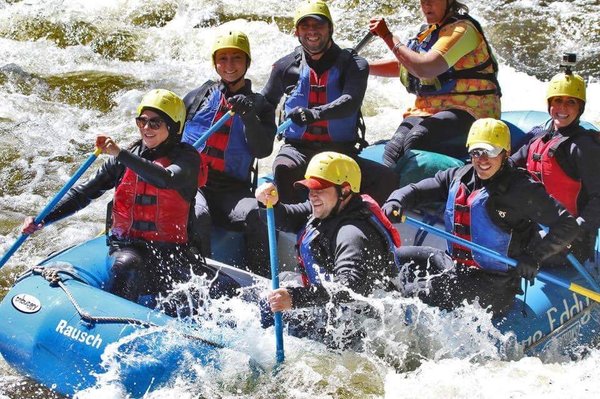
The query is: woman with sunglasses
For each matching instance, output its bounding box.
[181,30,276,277]
[381,118,580,316]
[368,0,501,167]
[22,89,203,313]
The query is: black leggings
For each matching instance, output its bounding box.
[395,246,521,316]
[191,185,271,278]
[108,241,240,316]
[108,242,192,302]
[383,109,475,167]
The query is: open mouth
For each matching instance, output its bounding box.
[474,161,492,172]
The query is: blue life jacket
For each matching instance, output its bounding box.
[283,49,359,143]
[297,195,401,286]
[444,178,512,272]
[182,88,254,182]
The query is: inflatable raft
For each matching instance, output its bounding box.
[0,111,598,396]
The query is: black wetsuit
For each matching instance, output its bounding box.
[262,43,398,205]
[183,79,276,276]
[387,163,580,315]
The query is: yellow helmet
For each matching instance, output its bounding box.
[211,30,251,66]
[466,118,511,153]
[546,72,586,103]
[294,0,333,27]
[295,151,361,192]
[137,89,186,135]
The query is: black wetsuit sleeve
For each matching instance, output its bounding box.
[261,53,297,108]
[115,144,199,191]
[42,157,124,224]
[271,200,312,232]
[313,52,369,120]
[241,93,276,158]
[509,143,529,168]
[567,136,600,232]
[507,174,580,262]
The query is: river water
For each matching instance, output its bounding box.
[0,0,599,398]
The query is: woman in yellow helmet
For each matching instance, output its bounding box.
[22,89,205,313]
[181,30,276,277]
[511,68,600,263]
[383,118,579,316]
[368,0,501,167]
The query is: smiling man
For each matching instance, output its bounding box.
[261,0,397,206]
[383,118,580,316]
[255,152,400,324]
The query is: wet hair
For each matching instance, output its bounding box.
[449,0,469,15]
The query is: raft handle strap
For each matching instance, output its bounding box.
[35,266,225,348]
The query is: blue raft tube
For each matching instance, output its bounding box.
[0,110,599,395]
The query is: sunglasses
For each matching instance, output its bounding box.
[468,148,504,158]
[135,116,165,130]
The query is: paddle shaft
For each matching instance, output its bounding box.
[0,148,103,269]
[191,111,234,150]
[354,32,375,53]
[537,224,600,292]
[266,201,285,363]
[404,216,600,303]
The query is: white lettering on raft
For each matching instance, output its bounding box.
[55,319,103,349]
[522,293,591,347]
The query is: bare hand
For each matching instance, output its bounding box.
[255,182,279,206]
[268,288,292,312]
[96,134,121,156]
[369,17,392,38]
[22,216,44,235]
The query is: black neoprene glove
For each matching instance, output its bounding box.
[515,254,539,284]
[381,199,404,223]
[287,107,319,126]
[227,94,255,116]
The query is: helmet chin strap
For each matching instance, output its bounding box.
[223,76,245,90]
[331,185,352,216]
[219,62,249,92]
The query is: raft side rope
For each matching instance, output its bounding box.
[33,267,225,348]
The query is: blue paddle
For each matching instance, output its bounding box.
[0,147,103,269]
[276,119,292,136]
[402,215,600,303]
[266,193,285,364]
[191,111,234,150]
[535,224,600,292]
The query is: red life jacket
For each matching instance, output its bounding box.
[526,135,581,216]
[202,96,234,174]
[451,184,480,268]
[111,157,190,244]
[303,69,331,142]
